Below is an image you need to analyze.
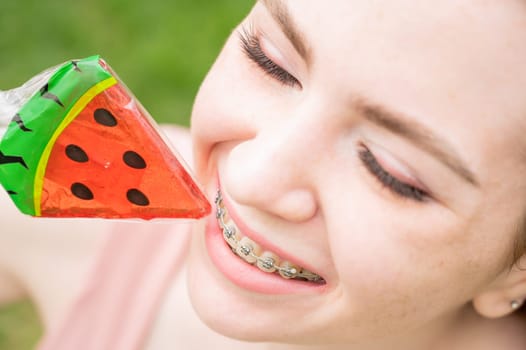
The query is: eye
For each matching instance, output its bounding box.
[238,26,301,88]
[358,144,429,202]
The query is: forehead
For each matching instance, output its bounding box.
[280,0,526,104]
[258,0,526,173]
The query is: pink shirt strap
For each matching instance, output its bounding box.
[38,221,191,350]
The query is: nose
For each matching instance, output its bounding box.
[222,114,321,223]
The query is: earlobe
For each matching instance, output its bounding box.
[472,293,524,319]
[510,300,524,310]
[472,257,526,319]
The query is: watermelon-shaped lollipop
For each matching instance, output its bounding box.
[0,56,211,220]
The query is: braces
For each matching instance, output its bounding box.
[215,190,324,283]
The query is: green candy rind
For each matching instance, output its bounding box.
[0,55,112,215]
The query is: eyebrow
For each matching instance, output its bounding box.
[354,98,479,186]
[260,0,310,63]
[260,0,478,187]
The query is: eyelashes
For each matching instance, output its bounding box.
[237,26,428,204]
[238,26,301,88]
[358,145,429,202]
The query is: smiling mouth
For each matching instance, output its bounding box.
[214,190,325,284]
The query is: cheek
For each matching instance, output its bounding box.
[324,195,497,328]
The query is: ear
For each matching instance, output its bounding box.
[472,255,526,319]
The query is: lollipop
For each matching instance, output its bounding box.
[0,56,210,220]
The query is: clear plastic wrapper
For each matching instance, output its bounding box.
[0,56,210,220]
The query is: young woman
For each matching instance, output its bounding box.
[1,1,526,349]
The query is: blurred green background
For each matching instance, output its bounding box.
[0,0,253,125]
[0,0,253,349]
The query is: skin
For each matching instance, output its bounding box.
[1,0,526,349]
[186,0,526,349]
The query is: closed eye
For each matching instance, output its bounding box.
[238,26,301,88]
[358,144,429,202]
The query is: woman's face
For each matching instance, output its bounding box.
[187,0,526,346]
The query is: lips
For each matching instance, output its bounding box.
[204,186,326,295]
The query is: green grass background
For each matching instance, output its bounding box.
[0,1,253,349]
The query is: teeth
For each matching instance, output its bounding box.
[215,206,224,219]
[216,205,231,223]
[235,237,261,264]
[215,190,324,284]
[222,221,239,249]
[256,251,280,273]
[278,261,299,279]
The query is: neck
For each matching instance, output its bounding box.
[260,306,474,350]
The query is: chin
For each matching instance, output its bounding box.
[182,177,375,345]
[185,218,344,345]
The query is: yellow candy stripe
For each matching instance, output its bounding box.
[33,77,117,216]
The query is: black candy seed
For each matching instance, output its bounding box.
[127,189,150,206]
[71,183,94,200]
[94,108,118,127]
[123,151,146,169]
[65,144,89,163]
